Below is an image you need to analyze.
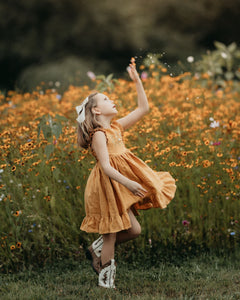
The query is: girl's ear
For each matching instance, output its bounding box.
[92,107,101,115]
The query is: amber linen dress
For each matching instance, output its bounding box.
[80,121,176,234]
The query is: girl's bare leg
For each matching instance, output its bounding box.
[101,233,116,266]
[101,209,141,265]
[116,208,141,245]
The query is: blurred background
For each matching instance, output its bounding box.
[1,0,240,91]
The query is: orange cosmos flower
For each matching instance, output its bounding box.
[202,160,211,168]
[13,211,21,217]
[130,57,136,66]
[44,195,51,201]
[216,180,222,185]
[16,242,22,248]
[204,140,210,146]
[145,159,152,164]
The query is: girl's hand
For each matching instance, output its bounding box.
[127,58,141,83]
[126,180,148,197]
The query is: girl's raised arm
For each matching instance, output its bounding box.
[92,131,147,197]
[116,62,149,130]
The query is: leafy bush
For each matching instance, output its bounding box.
[195,41,240,88]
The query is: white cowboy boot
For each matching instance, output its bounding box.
[98,259,116,289]
[86,236,103,274]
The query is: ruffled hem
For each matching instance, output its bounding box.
[80,211,132,234]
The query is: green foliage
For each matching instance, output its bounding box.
[196,41,240,87]
[95,73,119,92]
[36,114,68,158]
[142,53,164,68]
[2,0,240,91]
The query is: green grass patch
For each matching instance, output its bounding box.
[1,251,240,299]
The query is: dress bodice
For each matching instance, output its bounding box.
[90,121,128,158]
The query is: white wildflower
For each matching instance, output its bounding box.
[210,121,220,128]
[87,71,96,81]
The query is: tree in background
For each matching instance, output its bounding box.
[0,0,240,90]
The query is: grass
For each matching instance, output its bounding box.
[1,250,240,300]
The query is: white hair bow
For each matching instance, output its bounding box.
[76,97,89,124]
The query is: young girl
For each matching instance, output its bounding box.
[76,61,176,288]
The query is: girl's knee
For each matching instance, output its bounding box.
[133,222,141,237]
[128,208,141,238]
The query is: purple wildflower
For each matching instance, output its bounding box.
[87,71,96,81]
[141,71,148,80]
[182,220,190,226]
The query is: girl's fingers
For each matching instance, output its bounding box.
[137,187,147,196]
[140,187,148,193]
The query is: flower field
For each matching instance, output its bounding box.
[0,67,240,271]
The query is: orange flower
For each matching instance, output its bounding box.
[13,211,21,217]
[130,57,136,66]
[149,64,155,70]
[11,165,16,172]
[76,186,81,190]
[216,180,222,185]
[204,140,210,146]
[152,71,159,77]
[44,195,51,201]
[16,242,22,248]
[145,159,152,164]
[10,245,15,250]
[202,160,211,168]
[51,166,56,171]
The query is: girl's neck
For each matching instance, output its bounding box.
[98,117,112,129]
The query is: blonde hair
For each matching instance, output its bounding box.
[77,92,102,149]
